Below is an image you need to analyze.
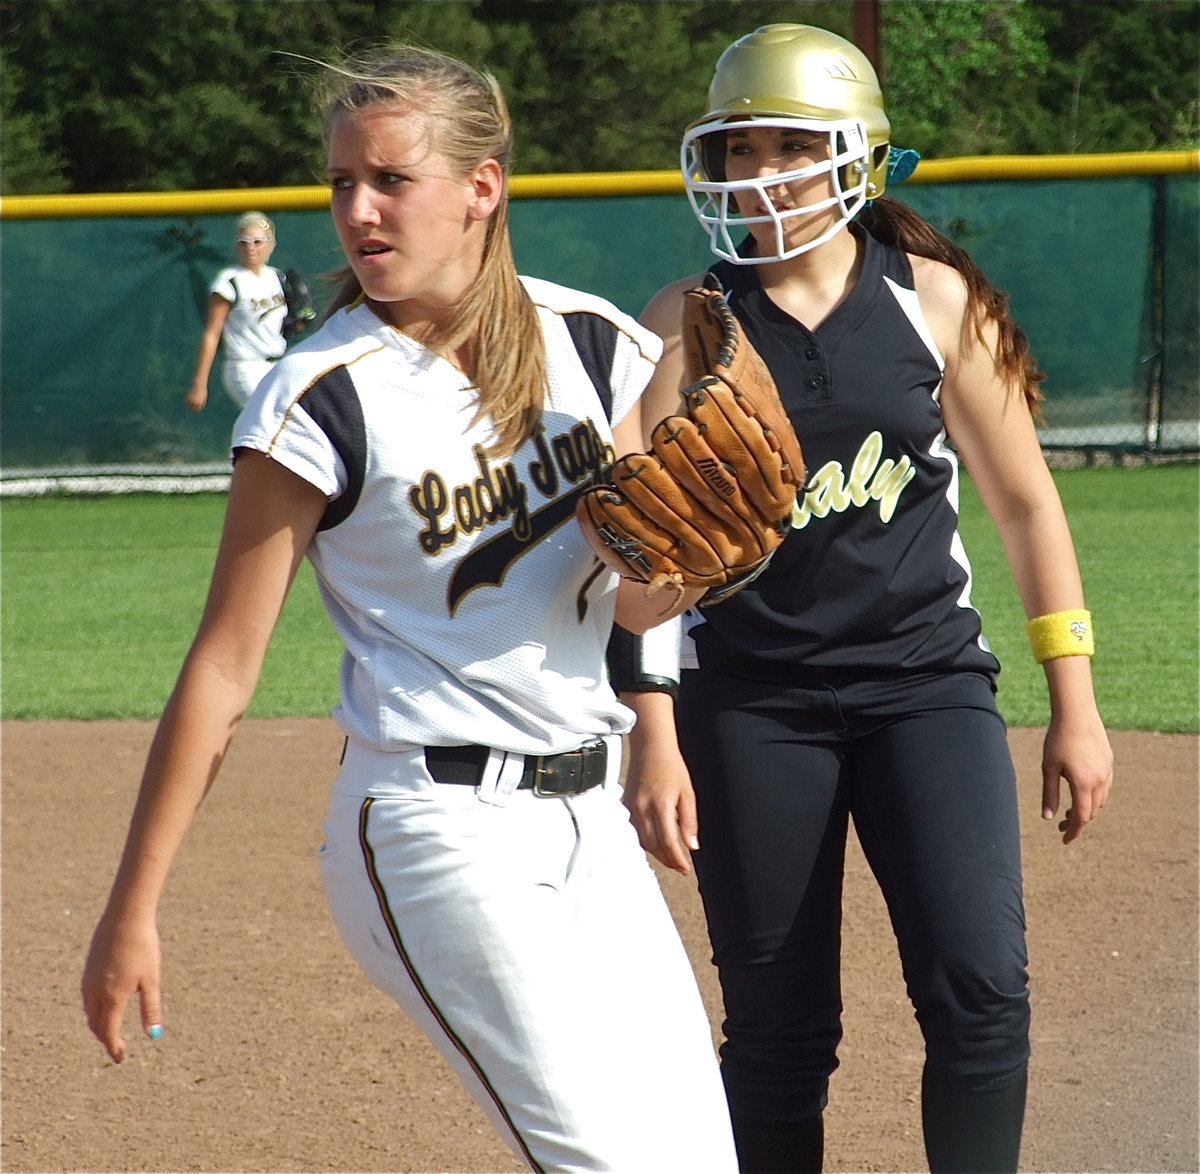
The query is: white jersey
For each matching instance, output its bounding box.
[232,276,660,755]
[210,265,287,361]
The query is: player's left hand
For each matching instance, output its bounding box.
[1040,706,1113,844]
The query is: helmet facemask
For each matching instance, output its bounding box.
[682,23,891,264]
[682,116,873,265]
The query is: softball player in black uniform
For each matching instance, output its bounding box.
[622,24,1113,1174]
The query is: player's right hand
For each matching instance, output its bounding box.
[80,913,163,1063]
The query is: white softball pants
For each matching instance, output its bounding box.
[221,357,277,406]
[320,736,737,1173]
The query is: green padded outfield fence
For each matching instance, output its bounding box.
[1,152,1196,493]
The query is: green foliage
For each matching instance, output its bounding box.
[2,0,1195,196]
[0,50,69,192]
[1,467,1196,731]
[1032,0,1200,152]
[492,1,851,174]
[880,0,1200,156]
[881,1,1054,158]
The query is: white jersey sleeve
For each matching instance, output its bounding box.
[210,266,287,362]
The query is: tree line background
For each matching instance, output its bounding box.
[1,0,1197,196]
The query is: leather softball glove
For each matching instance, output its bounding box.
[576,283,805,608]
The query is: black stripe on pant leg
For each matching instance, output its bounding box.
[356,798,543,1173]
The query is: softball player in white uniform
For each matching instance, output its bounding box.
[207,263,287,403]
[185,212,289,411]
[238,281,735,1171]
[83,44,736,1174]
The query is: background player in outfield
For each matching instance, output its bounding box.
[83,44,737,1173]
[184,211,295,411]
[620,24,1113,1174]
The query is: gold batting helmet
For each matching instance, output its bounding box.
[682,24,891,263]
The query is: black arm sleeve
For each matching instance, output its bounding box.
[606,619,681,697]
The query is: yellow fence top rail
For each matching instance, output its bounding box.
[2,152,1196,220]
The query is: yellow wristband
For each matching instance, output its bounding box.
[1024,609,1094,664]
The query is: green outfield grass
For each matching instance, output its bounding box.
[958,462,1198,732]
[1,493,342,721]
[2,463,1197,731]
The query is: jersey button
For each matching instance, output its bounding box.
[805,347,820,360]
[807,374,826,389]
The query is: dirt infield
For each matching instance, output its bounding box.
[2,719,1196,1174]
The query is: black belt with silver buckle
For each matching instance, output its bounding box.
[424,741,607,797]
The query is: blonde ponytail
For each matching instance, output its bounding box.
[318,46,547,456]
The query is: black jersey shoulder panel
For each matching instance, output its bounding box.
[562,311,618,425]
[299,365,367,532]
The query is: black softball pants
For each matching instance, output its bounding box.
[678,668,1030,1170]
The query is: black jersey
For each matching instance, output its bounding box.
[690,225,1001,682]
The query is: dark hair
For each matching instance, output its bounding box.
[860,197,1044,418]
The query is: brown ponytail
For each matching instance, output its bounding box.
[859,197,1044,419]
